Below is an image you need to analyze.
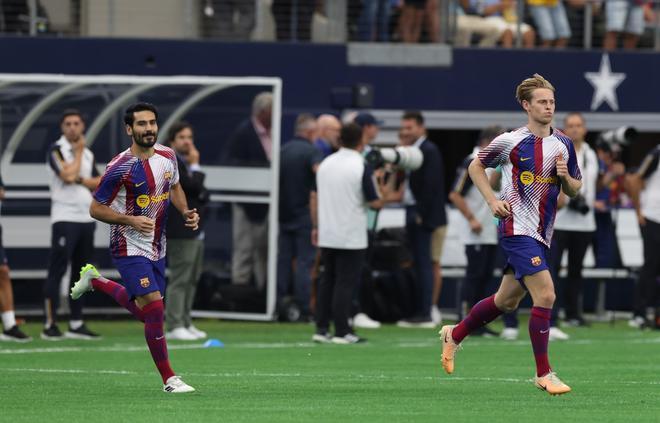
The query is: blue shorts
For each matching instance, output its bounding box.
[499,235,549,289]
[606,0,644,35]
[112,256,166,299]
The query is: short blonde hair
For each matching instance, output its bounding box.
[515,74,555,104]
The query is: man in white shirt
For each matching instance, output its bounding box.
[313,123,395,344]
[43,109,101,340]
[550,112,599,329]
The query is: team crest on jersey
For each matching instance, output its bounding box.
[164,171,172,180]
[140,277,150,288]
[531,256,542,267]
[136,194,150,208]
[520,171,534,185]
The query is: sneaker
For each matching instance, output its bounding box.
[312,332,332,343]
[353,313,381,329]
[331,333,366,344]
[439,325,460,374]
[500,327,519,341]
[0,325,32,343]
[65,324,101,340]
[186,325,207,339]
[167,327,198,341]
[431,306,443,325]
[534,371,571,396]
[397,316,436,329]
[628,315,646,329]
[163,375,195,393]
[41,324,64,341]
[548,326,570,341]
[70,264,100,300]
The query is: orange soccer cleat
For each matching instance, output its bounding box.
[534,372,572,396]
[439,325,461,374]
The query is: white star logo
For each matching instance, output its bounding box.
[584,54,626,111]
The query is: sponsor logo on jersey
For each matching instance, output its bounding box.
[140,277,150,288]
[136,192,170,208]
[520,171,558,186]
[531,256,542,266]
[164,171,172,180]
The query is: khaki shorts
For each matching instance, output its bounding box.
[431,225,447,263]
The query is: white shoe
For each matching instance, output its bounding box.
[163,375,195,393]
[500,327,519,341]
[166,327,198,341]
[187,325,207,339]
[353,313,381,329]
[331,333,366,344]
[628,316,645,328]
[431,306,442,325]
[312,332,332,343]
[70,264,100,300]
[548,326,570,341]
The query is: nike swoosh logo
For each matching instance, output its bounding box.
[520,157,531,162]
[156,335,165,340]
[540,329,549,334]
[135,181,146,187]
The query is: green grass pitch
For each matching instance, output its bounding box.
[1,319,658,422]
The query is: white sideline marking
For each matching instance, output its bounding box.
[2,367,659,386]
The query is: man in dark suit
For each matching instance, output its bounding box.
[397,111,446,328]
[223,92,273,289]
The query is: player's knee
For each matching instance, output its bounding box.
[538,291,556,307]
[498,299,519,313]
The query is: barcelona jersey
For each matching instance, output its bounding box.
[93,144,179,260]
[478,127,581,247]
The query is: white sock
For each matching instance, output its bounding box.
[2,310,16,330]
[69,320,83,330]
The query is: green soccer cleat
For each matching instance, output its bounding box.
[70,264,101,300]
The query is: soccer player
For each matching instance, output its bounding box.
[70,102,199,393]
[439,74,582,396]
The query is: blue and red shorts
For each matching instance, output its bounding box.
[499,235,549,289]
[112,256,166,299]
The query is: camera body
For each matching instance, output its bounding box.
[365,146,424,171]
[567,194,590,215]
[597,126,637,154]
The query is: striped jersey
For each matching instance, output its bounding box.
[93,144,179,260]
[478,126,581,247]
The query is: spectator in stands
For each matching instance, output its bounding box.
[313,123,395,344]
[43,109,101,340]
[626,144,660,330]
[527,0,571,47]
[315,114,341,159]
[455,0,502,47]
[449,126,504,337]
[164,122,209,341]
[425,0,441,42]
[358,0,393,41]
[399,0,430,42]
[397,111,446,328]
[550,112,599,329]
[272,0,316,41]
[277,114,321,322]
[354,112,381,153]
[603,0,648,50]
[480,0,536,47]
[0,174,31,342]
[210,0,256,41]
[223,92,273,290]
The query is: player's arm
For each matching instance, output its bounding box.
[170,182,199,231]
[556,155,582,198]
[89,199,154,235]
[468,157,510,218]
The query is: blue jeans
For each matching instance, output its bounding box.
[358,0,391,41]
[277,219,316,314]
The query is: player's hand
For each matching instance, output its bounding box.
[183,208,199,231]
[468,217,482,234]
[488,199,511,219]
[131,216,155,235]
[556,155,569,179]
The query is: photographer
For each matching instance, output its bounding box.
[626,144,660,330]
[550,113,599,328]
